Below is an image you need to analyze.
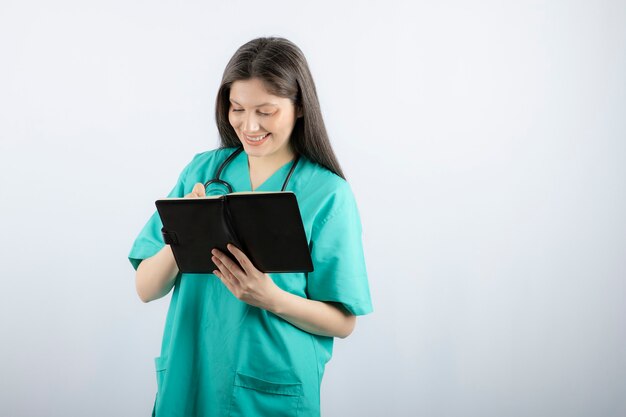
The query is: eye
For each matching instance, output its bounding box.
[231,108,272,116]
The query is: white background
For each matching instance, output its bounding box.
[1,1,625,416]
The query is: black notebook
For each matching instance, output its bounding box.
[155,191,314,274]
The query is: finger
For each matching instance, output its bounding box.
[213,255,242,286]
[192,183,206,197]
[213,258,237,287]
[213,268,238,294]
[226,243,255,275]
[184,183,206,199]
[212,249,245,278]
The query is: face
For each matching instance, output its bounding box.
[228,78,302,160]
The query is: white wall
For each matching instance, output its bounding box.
[1,1,624,416]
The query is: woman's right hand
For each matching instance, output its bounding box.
[185,183,206,198]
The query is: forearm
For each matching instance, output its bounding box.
[267,290,356,339]
[135,245,179,303]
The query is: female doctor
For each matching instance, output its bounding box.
[128,36,373,417]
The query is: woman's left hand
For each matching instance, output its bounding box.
[211,243,282,311]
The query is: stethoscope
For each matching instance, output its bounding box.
[204,146,301,194]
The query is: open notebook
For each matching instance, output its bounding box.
[155,191,314,274]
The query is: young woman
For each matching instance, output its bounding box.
[129,36,373,417]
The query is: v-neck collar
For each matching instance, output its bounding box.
[228,149,296,192]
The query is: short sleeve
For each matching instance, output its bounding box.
[127,158,194,271]
[306,185,373,316]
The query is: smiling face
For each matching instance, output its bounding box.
[228,78,301,161]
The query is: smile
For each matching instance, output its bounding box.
[244,133,271,144]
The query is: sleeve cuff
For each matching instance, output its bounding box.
[128,243,164,271]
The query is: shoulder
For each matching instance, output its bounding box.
[299,156,358,224]
[188,146,238,168]
[169,147,240,193]
[181,146,239,177]
[299,155,351,197]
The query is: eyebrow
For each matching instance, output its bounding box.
[229,99,278,107]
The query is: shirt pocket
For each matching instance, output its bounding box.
[153,355,168,415]
[228,371,303,417]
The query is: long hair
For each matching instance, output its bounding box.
[214,36,345,180]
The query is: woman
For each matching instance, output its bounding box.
[128,36,373,417]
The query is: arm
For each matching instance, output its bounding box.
[212,244,357,339]
[270,293,356,339]
[135,183,207,303]
[135,245,179,303]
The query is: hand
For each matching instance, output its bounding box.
[184,183,206,198]
[211,243,282,311]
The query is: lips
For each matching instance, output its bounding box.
[244,133,270,141]
[243,132,271,146]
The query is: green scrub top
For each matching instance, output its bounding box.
[128,146,373,417]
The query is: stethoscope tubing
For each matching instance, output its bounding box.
[204,146,300,194]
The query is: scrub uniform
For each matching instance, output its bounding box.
[128,146,373,417]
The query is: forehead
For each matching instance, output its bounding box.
[229,78,285,107]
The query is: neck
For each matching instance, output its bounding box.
[247,145,296,173]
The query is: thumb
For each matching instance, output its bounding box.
[192,183,206,197]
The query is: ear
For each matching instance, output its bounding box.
[296,107,303,118]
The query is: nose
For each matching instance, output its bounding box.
[242,113,262,132]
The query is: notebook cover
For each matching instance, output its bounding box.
[155,192,313,274]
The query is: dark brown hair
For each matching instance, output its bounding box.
[215,36,345,179]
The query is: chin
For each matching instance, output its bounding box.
[240,139,273,155]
